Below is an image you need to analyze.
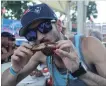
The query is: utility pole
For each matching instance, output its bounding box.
[77,1,89,35]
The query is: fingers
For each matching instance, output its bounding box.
[11,43,34,67]
[18,46,33,56]
[54,49,78,61]
[54,49,70,58]
[56,40,71,48]
[56,40,77,54]
[13,42,34,59]
[59,43,71,53]
[10,42,38,72]
[11,55,20,62]
[21,42,33,49]
[56,40,69,48]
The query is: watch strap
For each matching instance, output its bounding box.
[71,63,87,77]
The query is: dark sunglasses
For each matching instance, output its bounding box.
[25,21,52,42]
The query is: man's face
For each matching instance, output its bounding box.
[8,39,15,47]
[25,20,61,56]
[1,37,9,47]
[27,20,61,44]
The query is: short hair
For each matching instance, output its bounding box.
[1,32,12,37]
[9,34,15,41]
[1,32,15,41]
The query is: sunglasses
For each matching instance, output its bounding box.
[25,21,52,41]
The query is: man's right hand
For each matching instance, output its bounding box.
[11,42,34,72]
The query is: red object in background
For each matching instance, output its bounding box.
[43,67,49,73]
[2,7,6,14]
[46,76,53,86]
[23,9,30,15]
[42,68,53,86]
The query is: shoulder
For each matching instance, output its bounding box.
[82,36,106,63]
[82,36,103,49]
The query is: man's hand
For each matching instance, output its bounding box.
[11,42,34,72]
[54,40,80,73]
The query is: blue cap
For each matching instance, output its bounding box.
[19,3,57,36]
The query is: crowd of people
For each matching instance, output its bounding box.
[1,3,106,86]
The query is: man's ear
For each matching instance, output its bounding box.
[56,19,62,32]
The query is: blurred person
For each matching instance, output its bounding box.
[1,32,15,63]
[8,34,16,48]
[2,3,106,86]
[7,34,18,62]
[89,29,103,41]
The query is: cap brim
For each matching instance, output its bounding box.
[19,27,26,36]
[19,18,57,36]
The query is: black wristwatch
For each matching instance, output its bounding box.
[71,62,87,78]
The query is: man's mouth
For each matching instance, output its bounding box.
[40,39,51,43]
[31,41,57,56]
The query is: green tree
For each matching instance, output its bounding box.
[71,1,98,23]
[87,1,98,20]
[1,1,33,20]
[1,1,97,21]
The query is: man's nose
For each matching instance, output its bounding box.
[37,31,45,41]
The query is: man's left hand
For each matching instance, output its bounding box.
[54,40,80,73]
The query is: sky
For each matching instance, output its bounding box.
[94,1,106,23]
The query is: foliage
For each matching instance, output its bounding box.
[1,1,98,21]
[71,1,98,23]
[1,1,32,20]
[87,1,98,20]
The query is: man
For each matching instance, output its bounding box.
[7,34,18,61]
[2,3,106,86]
[1,32,15,63]
[8,34,16,48]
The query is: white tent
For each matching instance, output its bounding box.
[39,0,73,33]
[39,0,71,14]
[35,0,88,34]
